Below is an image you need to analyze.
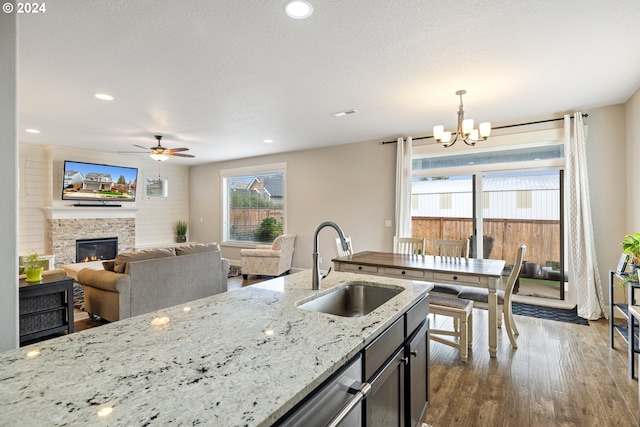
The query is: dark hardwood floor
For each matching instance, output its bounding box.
[73,274,639,426]
[425,309,639,427]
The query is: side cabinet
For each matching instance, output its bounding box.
[363,316,405,427]
[609,270,640,378]
[275,295,430,427]
[365,348,406,427]
[406,319,429,427]
[19,274,74,345]
[363,295,430,427]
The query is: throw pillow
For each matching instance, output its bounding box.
[102,260,116,271]
[175,242,220,256]
[113,248,176,273]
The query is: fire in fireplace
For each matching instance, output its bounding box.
[76,237,118,263]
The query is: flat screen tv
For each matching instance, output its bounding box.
[62,160,138,204]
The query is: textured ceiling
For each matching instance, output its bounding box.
[17,0,640,165]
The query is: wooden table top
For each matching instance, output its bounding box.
[332,251,506,278]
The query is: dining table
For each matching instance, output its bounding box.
[332,251,506,357]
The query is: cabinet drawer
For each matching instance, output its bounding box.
[20,292,65,314]
[433,272,480,285]
[344,263,378,274]
[20,308,66,336]
[381,267,424,279]
[364,316,404,380]
[406,296,429,335]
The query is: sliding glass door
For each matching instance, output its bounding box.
[481,170,564,300]
[412,175,473,255]
[412,143,567,301]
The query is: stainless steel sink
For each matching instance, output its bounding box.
[298,281,403,317]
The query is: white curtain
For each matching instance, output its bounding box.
[395,137,412,238]
[565,113,606,320]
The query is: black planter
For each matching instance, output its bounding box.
[176,235,187,243]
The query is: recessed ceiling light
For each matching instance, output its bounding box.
[94,93,114,101]
[97,407,113,417]
[332,109,359,117]
[264,139,274,144]
[285,0,313,19]
[25,129,40,134]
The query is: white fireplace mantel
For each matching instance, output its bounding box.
[43,206,138,220]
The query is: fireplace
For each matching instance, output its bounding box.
[76,237,118,263]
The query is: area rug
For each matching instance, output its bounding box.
[511,302,589,326]
[73,283,84,310]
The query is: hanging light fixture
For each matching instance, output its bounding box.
[433,90,491,147]
[150,153,169,162]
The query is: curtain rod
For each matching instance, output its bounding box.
[380,113,589,145]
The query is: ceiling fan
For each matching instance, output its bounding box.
[120,135,195,161]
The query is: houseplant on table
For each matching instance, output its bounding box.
[175,220,188,243]
[22,251,44,282]
[621,232,640,272]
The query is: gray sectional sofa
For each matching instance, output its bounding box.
[76,243,230,322]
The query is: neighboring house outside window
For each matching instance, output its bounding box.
[221,163,287,244]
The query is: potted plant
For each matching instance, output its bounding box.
[621,233,640,272]
[22,251,44,283]
[620,271,639,288]
[176,220,188,243]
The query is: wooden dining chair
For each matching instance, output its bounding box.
[393,237,426,255]
[335,236,353,257]
[433,239,469,258]
[430,239,470,297]
[429,295,474,362]
[457,243,527,349]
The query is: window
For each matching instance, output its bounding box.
[221,163,286,244]
[483,192,490,210]
[413,144,564,172]
[439,193,453,210]
[516,190,532,209]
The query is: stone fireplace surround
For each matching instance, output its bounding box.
[44,207,136,267]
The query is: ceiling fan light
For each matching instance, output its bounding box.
[150,153,169,162]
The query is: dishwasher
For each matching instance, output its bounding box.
[276,354,369,427]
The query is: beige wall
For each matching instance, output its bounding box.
[582,104,628,291]
[0,12,18,351]
[626,88,640,231]
[189,139,397,271]
[190,104,631,303]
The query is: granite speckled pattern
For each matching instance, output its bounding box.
[0,271,431,426]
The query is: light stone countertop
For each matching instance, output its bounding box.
[0,270,431,426]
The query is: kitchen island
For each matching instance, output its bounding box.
[0,271,431,426]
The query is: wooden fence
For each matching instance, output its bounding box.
[412,216,560,266]
[230,208,283,240]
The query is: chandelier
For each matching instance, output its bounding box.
[433,90,491,147]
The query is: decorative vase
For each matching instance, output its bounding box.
[25,267,44,283]
[176,235,187,243]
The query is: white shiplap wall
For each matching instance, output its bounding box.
[19,143,190,258]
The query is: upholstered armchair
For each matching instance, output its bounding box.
[241,234,296,280]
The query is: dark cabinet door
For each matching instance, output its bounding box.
[406,319,429,427]
[365,348,405,427]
